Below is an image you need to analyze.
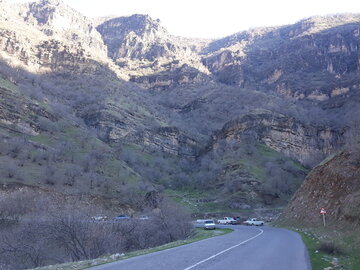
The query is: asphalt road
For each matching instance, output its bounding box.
[89,225,311,270]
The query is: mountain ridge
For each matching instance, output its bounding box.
[0,0,359,213]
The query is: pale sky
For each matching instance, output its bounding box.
[7,0,360,38]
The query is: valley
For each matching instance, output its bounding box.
[0,0,359,268]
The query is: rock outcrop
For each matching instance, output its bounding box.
[20,0,107,56]
[96,14,182,61]
[81,104,198,158]
[0,0,110,74]
[0,83,57,136]
[279,149,360,228]
[129,63,211,90]
[96,14,211,89]
[135,127,197,158]
[212,111,345,166]
[202,14,360,100]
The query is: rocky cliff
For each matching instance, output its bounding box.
[202,14,360,101]
[0,0,110,74]
[21,0,107,55]
[81,104,198,157]
[135,126,198,158]
[0,0,198,158]
[279,149,360,228]
[0,81,57,136]
[96,14,182,61]
[96,14,211,88]
[212,111,345,167]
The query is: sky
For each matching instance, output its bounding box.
[7,0,360,38]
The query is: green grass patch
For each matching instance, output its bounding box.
[62,127,81,140]
[284,226,360,270]
[340,230,360,270]
[165,189,206,213]
[30,134,53,145]
[249,164,264,179]
[34,228,233,270]
[297,230,333,269]
[0,77,18,93]
[255,143,279,158]
[165,189,239,215]
[102,159,140,183]
[122,144,154,162]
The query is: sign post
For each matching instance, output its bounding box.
[320,208,326,227]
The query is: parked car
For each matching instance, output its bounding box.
[114,215,130,221]
[203,220,216,230]
[217,217,236,225]
[137,215,150,220]
[232,216,242,225]
[243,218,264,226]
[91,216,108,221]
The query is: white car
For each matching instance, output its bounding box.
[204,220,216,230]
[217,217,236,225]
[243,218,264,226]
[91,216,108,221]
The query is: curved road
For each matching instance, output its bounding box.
[89,226,310,270]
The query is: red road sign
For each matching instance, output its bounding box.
[320,208,326,214]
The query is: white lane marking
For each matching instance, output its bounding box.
[183,228,264,270]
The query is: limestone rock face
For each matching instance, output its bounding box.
[0,0,109,74]
[212,111,345,166]
[96,14,178,61]
[129,63,211,90]
[96,14,211,89]
[202,14,360,100]
[81,103,198,158]
[0,84,57,136]
[279,150,360,228]
[21,0,107,56]
[83,106,198,158]
[135,127,198,158]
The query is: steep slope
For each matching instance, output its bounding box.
[0,0,166,213]
[0,0,113,74]
[19,0,107,55]
[279,149,360,228]
[202,14,360,102]
[0,76,56,136]
[0,76,143,197]
[1,0,360,214]
[96,14,184,61]
[96,14,211,88]
[212,111,345,167]
[1,0,199,157]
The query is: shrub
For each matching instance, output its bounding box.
[0,192,193,269]
[319,241,345,255]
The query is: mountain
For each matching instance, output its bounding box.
[0,0,360,216]
[20,0,106,53]
[202,14,360,100]
[96,13,211,87]
[96,14,187,61]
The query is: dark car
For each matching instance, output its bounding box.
[232,216,242,225]
[114,215,130,221]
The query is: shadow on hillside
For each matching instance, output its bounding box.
[0,53,160,140]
